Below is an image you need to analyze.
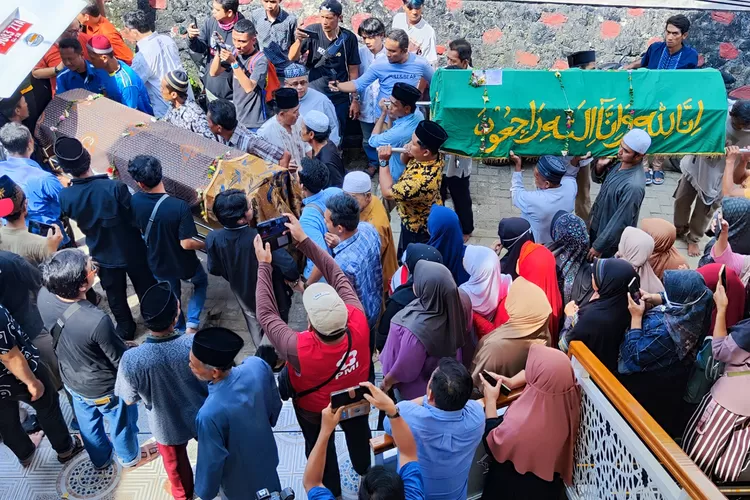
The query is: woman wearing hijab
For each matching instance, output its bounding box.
[495,218,534,280]
[380,260,472,399]
[548,211,593,306]
[618,270,713,436]
[517,241,564,346]
[641,218,688,279]
[697,263,746,332]
[616,226,665,294]
[461,245,513,338]
[470,278,551,386]
[559,258,637,373]
[683,283,750,483]
[479,345,581,499]
[376,244,443,352]
[699,197,750,267]
[426,205,470,285]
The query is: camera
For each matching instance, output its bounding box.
[256,487,295,500]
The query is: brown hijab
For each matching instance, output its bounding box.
[641,218,688,279]
[486,345,581,485]
[470,278,551,385]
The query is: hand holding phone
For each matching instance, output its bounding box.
[481,370,511,396]
[627,277,641,305]
[258,215,291,251]
[330,385,372,421]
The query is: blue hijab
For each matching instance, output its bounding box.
[661,270,713,360]
[427,205,469,285]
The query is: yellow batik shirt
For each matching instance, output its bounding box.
[391,156,444,233]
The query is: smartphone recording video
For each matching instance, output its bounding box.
[257,216,291,251]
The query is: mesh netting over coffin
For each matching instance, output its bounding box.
[35,89,243,208]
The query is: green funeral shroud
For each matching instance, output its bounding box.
[429,68,728,158]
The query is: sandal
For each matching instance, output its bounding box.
[57,434,85,464]
[125,442,160,470]
[653,170,665,185]
[20,431,46,467]
[644,169,653,186]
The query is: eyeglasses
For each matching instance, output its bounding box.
[87,262,99,277]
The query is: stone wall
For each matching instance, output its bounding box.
[109,0,750,84]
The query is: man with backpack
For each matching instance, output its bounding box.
[210,19,277,131]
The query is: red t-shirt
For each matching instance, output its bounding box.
[290,304,371,412]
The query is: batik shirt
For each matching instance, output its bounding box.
[392,156,444,233]
[162,100,215,140]
[0,305,40,399]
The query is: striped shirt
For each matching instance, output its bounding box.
[218,124,284,163]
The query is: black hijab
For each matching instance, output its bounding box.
[376,244,443,351]
[567,258,637,372]
[731,318,750,352]
[498,218,534,279]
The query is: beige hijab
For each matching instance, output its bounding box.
[470,278,552,386]
[616,226,665,294]
[640,218,688,279]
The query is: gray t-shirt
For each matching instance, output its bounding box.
[234,51,268,129]
[115,333,208,445]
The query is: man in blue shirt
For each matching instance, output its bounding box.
[87,35,154,114]
[298,158,342,278]
[303,382,426,500]
[368,82,424,191]
[384,358,484,500]
[319,193,383,328]
[625,14,697,186]
[332,28,434,103]
[57,37,115,96]
[0,123,67,244]
[190,327,282,500]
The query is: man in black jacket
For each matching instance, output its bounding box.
[55,137,155,340]
[187,0,244,102]
[205,189,300,348]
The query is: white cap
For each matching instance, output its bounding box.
[302,283,348,336]
[621,128,652,155]
[343,171,372,194]
[303,110,330,134]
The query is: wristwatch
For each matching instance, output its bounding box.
[231,62,240,70]
[388,409,401,419]
[379,159,388,168]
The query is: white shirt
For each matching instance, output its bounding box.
[358,44,387,124]
[392,12,438,65]
[256,116,312,166]
[299,88,341,146]
[132,32,192,118]
[510,171,577,244]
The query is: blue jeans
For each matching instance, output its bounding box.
[156,263,208,331]
[360,121,378,167]
[66,387,140,468]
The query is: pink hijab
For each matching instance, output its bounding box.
[486,344,581,485]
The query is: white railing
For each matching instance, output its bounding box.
[568,355,688,499]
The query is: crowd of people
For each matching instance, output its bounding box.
[0,0,749,499]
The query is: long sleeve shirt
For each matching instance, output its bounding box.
[368,109,424,182]
[194,357,282,500]
[589,163,646,257]
[510,171,577,244]
[255,237,364,371]
[618,306,680,375]
[711,242,750,285]
[299,187,342,278]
